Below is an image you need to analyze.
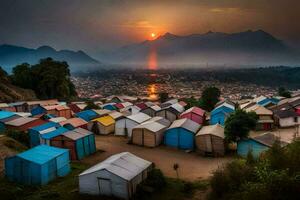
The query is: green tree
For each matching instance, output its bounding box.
[199,87,221,111]
[11,63,32,88]
[224,109,258,142]
[278,87,291,98]
[184,96,200,109]
[84,101,100,110]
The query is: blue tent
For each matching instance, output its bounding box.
[5,145,70,185]
[210,106,234,126]
[31,105,47,116]
[75,110,98,122]
[28,122,61,147]
[257,98,279,107]
[0,111,17,132]
[102,104,117,111]
[164,118,200,150]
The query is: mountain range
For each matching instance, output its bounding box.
[0,45,100,72]
[103,30,300,67]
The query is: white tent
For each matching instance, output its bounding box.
[115,113,151,137]
[79,152,152,199]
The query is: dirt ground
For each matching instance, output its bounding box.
[82,135,231,181]
[250,127,298,143]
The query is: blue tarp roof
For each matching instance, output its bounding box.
[76,110,98,121]
[41,127,69,140]
[17,145,68,165]
[29,122,59,132]
[0,111,16,120]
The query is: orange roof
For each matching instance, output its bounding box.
[60,117,87,127]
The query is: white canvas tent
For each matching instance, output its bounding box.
[79,152,152,199]
[115,113,151,137]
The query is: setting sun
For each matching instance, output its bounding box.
[151,33,156,38]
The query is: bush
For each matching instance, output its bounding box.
[5,129,29,146]
[144,168,166,191]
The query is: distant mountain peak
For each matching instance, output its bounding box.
[157,32,179,40]
[37,45,56,52]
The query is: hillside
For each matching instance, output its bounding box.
[105,30,300,67]
[0,45,101,72]
[0,82,36,102]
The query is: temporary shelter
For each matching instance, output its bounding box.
[92,109,112,117]
[9,102,25,112]
[195,124,225,156]
[78,152,152,199]
[237,133,287,158]
[102,103,117,111]
[24,99,59,112]
[5,117,45,132]
[51,128,96,160]
[141,105,161,117]
[164,118,200,150]
[76,110,99,122]
[0,111,18,132]
[59,117,88,130]
[132,121,168,147]
[210,102,235,126]
[29,122,61,147]
[31,105,72,119]
[147,116,171,127]
[5,145,70,185]
[88,115,115,135]
[48,117,67,123]
[244,104,274,130]
[68,103,87,113]
[0,103,15,112]
[156,103,185,122]
[39,127,69,145]
[180,106,205,125]
[115,112,151,137]
[108,111,125,120]
[273,109,299,128]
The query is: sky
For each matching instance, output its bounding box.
[0,0,299,59]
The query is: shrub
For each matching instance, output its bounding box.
[144,168,166,191]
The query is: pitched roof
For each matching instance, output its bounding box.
[274,109,298,118]
[108,111,124,120]
[245,104,273,115]
[42,105,69,111]
[60,117,88,127]
[49,117,67,123]
[79,152,152,180]
[127,112,151,124]
[196,124,224,138]
[17,145,68,165]
[0,111,16,120]
[147,116,171,127]
[251,132,288,147]
[29,122,59,132]
[135,103,148,110]
[93,115,115,126]
[134,121,166,132]
[62,128,93,140]
[181,106,205,117]
[5,117,38,126]
[41,127,69,140]
[167,118,200,133]
[0,103,10,108]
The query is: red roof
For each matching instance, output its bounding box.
[181,106,205,116]
[114,103,125,109]
[135,103,148,110]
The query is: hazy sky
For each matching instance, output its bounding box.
[0,0,299,58]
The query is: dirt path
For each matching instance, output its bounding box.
[82,135,231,181]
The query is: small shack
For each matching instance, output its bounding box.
[210,102,235,126]
[40,127,69,145]
[195,124,225,156]
[156,103,184,122]
[59,117,88,130]
[88,115,115,135]
[5,145,70,185]
[51,128,96,160]
[0,111,18,132]
[273,109,299,128]
[29,122,61,147]
[79,152,152,199]
[5,117,45,132]
[244,104,274,130]
[132,121,167,147]
[237,133,287,158]
[180,106,205,125]
[164,118,200,150]
[141,105,161,117]
[115,112,151,137]
[76,110,99,122]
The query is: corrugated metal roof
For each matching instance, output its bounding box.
[5,117,38,126]
[29,122,59,132]
[127,112,151,124]
[196,124,224,138]
[135,121,166,132]
[108,111,124,120]
[245,104,273,115]
[0,111,16,120]
[62,128,92,140]
[93,115,115,126]
[79,152,152,180]
[0,103,9,108]
[147,116,171,127]
[167,118,200,133]
[14,112,32,117]
[17,145,68,165]
[76,110,98,121]
[151,105,161,111]
[170,103,185,113]
[92,109,111,116]
[60,118,87,127]
[49,117,67,123]
[181,106,205,116]
[41,127,69,140]
[251,132,288,147]
[215,102,235,110]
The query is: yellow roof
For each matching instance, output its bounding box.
[93,116,115,126]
